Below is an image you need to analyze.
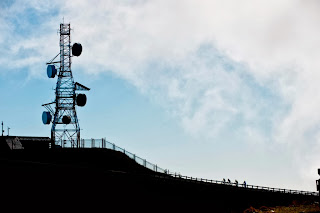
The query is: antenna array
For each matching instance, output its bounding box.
[42,23,89,148]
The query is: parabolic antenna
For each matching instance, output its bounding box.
[72,43,82,56]
[47,65,57,78]
[42,111,52,124]
[76,93,87,107]
[62,115,71,124]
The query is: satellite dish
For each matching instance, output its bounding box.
[42,111,52,124]
[72,43,82,56]
[47,65,57,78]
[62,115,71,124]
[76,93,87,107]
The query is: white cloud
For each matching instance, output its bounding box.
[2,0,320,190]
[65,0,320,190]
[0,0,61,79]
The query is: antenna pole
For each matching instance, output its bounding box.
[1,121,3,136]
[50,23,81,147]
[42,22,89,148]
[7,127,10,136]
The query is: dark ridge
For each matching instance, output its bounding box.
[0,138,317,212]
[3,148,155,175]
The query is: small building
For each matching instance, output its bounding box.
[0,136,50,151]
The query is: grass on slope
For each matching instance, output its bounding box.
[244,201,320,213]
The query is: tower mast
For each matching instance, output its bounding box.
[42,22,89,148]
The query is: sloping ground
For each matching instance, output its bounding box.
[4,148,155,174]
[243,202,320,213]
[0,148,317,212]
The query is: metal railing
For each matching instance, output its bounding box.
[80,138,318,196]
[80,138,167,174]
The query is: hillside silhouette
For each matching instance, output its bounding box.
[0,142,317,212]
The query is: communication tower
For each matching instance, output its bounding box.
[42,23,90,148]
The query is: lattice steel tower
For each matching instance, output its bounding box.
[42,23,89,148]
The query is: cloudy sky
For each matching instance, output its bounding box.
[1,0,320,191]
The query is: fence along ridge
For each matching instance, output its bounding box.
[80,138,318,196]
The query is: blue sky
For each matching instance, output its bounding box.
[1,0,320,191]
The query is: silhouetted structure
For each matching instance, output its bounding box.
[42,22,89,148]
[0,136,50,150]
[316,169,320,205]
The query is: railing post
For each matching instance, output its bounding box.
[133,154,136,161]
[91,138,95,148]
[101,138,105,148]
[112,143,115,150]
